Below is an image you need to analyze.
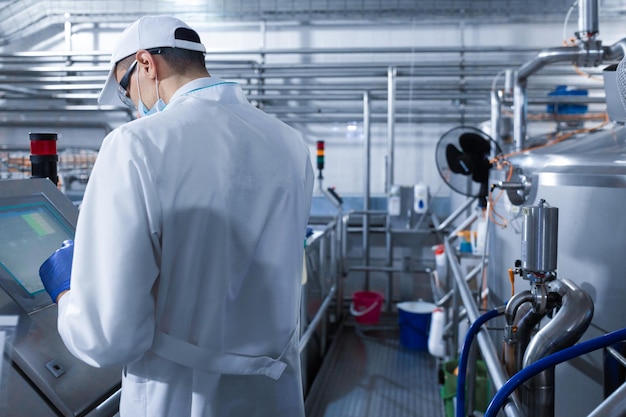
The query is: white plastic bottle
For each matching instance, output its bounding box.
[413,183,429,214]
[472,210,488,255]
[428,307,446,358]
[434,244,447,282]
[388,185,401,216]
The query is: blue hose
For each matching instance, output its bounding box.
[484,326,626,417]
[456,307,504,417]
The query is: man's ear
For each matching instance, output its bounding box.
[135,49,158,80]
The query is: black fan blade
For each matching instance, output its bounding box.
[471,157,491,184]
[459,132,491,156]
[446,144,472,175]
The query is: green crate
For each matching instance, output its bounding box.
[441,359,491,417]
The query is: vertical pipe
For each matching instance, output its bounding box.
[320,235,328,355]
[386,66,396,194]
[259,19,267,50]
[385,216,393,312]
[64,13,72,51]
[578,0,599,40]
[336,215,344,322]
[490,90,501,144]
[385,68,395,310]
[332,224,344,323]
[363,91,371,290]
[513,76,525,151]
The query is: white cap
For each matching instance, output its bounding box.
[98,15,206,106]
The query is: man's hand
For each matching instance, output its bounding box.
[39,240,74,303]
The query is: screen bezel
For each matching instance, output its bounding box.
[0,180,77,314]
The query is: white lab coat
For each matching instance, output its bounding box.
[57,78,314,417]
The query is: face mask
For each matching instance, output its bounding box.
[136,69,166,117]
[138,97,166,117]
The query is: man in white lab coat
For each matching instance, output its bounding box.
[39,15,314,417]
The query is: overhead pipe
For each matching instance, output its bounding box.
[512,46,601,150]
[511,0,626,150]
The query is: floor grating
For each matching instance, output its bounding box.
[305,314,446,417]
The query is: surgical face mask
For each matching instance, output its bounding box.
[138,97,166,117]
[136,68,166,117]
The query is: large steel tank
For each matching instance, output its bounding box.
[487,124,626,416]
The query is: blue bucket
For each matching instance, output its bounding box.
[397,301,436,350]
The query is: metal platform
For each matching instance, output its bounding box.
[305,314,446,417]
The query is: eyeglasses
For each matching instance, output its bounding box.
[115,49,163,107]
[117,60,137,107]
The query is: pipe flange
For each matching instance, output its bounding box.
[492,166,533,206]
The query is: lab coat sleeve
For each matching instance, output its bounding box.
[57,127,161,368]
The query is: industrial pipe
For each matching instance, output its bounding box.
[588,378,626,417]
[504,290,533,326]
[484,326,626,417]
[512,46,597,150]
[503,290,536,377]
[386,66,396,194]
[522,278,594,417]
[362,91,371,290]
[508,0,626,150]
[503,302,544,378]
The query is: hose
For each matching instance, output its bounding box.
[456,306,505,417]
[484,326,626,417]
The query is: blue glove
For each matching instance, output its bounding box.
[39,239,74,303]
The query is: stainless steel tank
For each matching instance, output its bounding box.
[488,124,626,416]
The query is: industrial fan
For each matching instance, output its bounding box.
[434,126,502,208]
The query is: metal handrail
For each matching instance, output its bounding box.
[445,237,523,417]
[299,285,337,354]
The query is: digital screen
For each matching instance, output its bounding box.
[0,203,73,295]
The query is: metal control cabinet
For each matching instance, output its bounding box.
[0,179,121,417]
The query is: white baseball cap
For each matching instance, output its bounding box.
[98,15,206,107]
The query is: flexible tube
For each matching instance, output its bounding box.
[484,326,626,417]
[456,307,505,417]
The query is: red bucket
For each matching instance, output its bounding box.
[350,291,384,324]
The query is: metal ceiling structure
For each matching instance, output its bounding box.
[0,0,620,143]
[0,0,625,44]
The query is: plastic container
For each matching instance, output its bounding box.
[413,183,429,214]
[387,185,401,216]
[428,307,446,357]
[457,231,473,254]
[350,291,384,324]
[441,359,490,417]
[433,244,447,282]
[397,300,436,350]
[472,212,488,255]
[546,85,588,115]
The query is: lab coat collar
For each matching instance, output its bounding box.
[169,77,239,104]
